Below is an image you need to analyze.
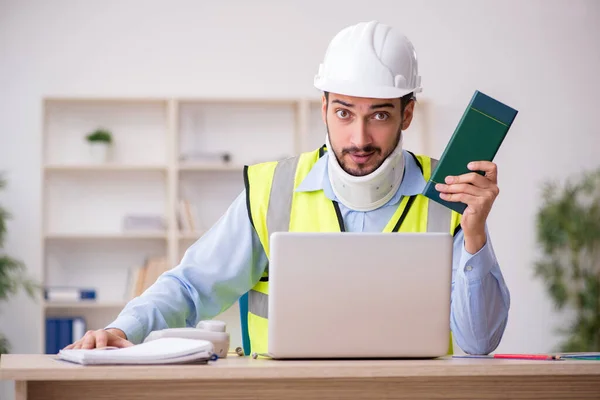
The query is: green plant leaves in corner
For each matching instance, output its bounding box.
[534,167,600,352]
[0,173,40,354]
[0,333,9,355]
[534,258,568,309]
[0,256,37,303]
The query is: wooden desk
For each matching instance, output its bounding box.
[1,354,600,399]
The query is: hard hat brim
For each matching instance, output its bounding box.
[314,76,418,99]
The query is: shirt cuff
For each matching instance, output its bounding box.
[105,315,146,345]
[458,232,497,282]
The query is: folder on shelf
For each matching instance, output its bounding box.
[45,317,86,354]
[124,256,170,300]
[45,287,96,302]
[422,90,518,214]
[122,214,166,232]
[57,337,214,365]
[142,256,170,291]
[178,198,200,232]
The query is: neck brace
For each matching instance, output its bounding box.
[326,134,405,212]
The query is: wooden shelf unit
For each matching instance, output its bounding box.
[39,96,324,352]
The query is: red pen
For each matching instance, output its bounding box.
[493,354,559,360]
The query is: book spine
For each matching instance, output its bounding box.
[46,317,87,354]
[45,287,96,302]
[72,317,86,342]
[45,318,58,354]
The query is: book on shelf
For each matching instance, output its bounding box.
[122,214,166,233]
[124,256,171,300]
[179,151,231,164]
[178,198,201,233]
[45,287,97,302]
[46,316,86,354]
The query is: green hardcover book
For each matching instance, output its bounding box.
[422,90,518,214]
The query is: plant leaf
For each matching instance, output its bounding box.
[534,167,600,352]
[0,255,39,303]
[0,333,9,354]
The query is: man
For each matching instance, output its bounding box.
[66,21,510,355]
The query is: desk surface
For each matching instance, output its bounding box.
[2,353,600,381]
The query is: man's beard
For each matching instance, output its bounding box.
[326,122,402,177]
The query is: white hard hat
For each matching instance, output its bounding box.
[314,21,422,99]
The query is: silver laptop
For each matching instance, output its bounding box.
[267,232,453,359]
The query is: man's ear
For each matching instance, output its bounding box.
[401,100,415,130]
[321,94,328,125]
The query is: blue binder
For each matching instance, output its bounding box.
[45,317,86,354]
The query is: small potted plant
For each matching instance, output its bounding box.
[85,128,113,163]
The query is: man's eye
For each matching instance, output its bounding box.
[374,113,388,121]
[336,109,350,119]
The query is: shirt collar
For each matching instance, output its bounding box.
[295,150,426,207]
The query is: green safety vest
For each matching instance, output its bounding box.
[242,146,461,356]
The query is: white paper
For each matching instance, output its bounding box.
[57,337,214,365]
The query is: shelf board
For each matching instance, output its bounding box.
[43,96,323,105]
[44,164,167,172]
[178,163,243,172]
[176,97,300,105]
[45,232,168,240]
[44,301,128,310]
[44,97,168,104]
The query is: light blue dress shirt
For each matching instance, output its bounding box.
[107,150,510,355]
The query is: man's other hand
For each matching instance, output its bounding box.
[435,161,499,253]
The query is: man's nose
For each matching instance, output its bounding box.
[350,121,371,150]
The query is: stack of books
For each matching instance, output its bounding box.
[124,256,171,300]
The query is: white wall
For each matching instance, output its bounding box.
[1,0,599,397]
